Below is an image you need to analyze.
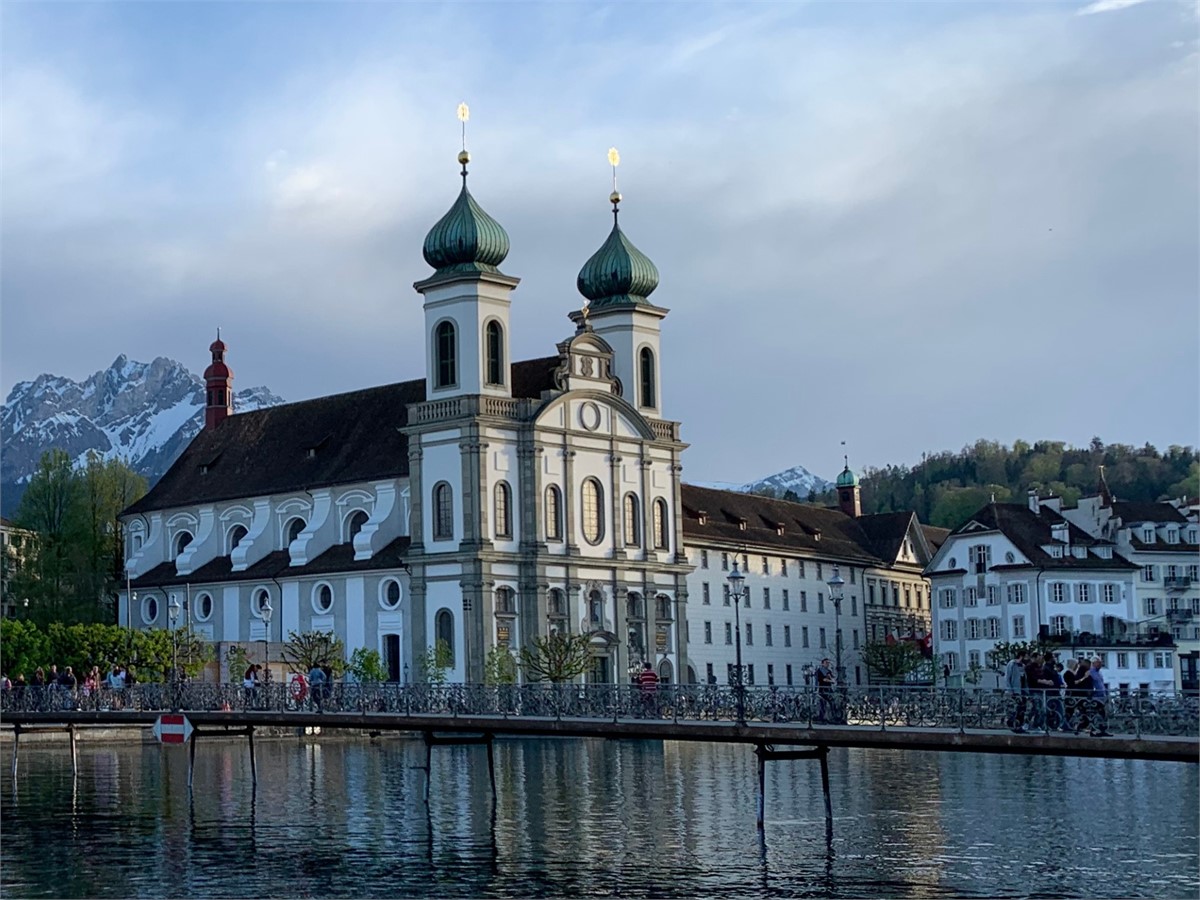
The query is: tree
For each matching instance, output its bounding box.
[0,618,51,679]
[988,639,1057,670]
[861,640,926,683]
[347,647,388,683]
[225,644,250,682]
[518,631,594,683]
[483,646,518,685]
[281,630,346,676]
[418,639,454,685]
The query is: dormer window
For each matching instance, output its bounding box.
[1167,529,1179,544]
[1143,528,1154,543]
[697,510,708,526]
[307,448,317,460]
[738,518,748,531]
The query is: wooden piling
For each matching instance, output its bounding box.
[68,725,78,778]
[247,725,257,786]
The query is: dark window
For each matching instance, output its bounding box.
[174,531,193,557]
[485,320,504,385]
[198,593,213,620]
[383,580,402,608]
[545,486,563,541]
[314,584,333,613]
[227,525,248,554]
[347,510,369,541]
[286,518,306,544]
[582,478,604,544]
[435,321,457,388]
[624,494,641,547]
[384,634,401,682]
[653,499,669,549]
[494,481,512,538]
[639,347,656,408]
[433,483,453,540]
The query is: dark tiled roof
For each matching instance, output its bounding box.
[0,516,15,528]
[1128,537,1197,554]
[125,357,560,515]
[954,504,1136,570]
[680,484,883,565]
[131,536,412,589]
[922,525,951,552]
[855,511,917,563]
[1111,501,1187,525]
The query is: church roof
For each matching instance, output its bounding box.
[950,503,1136,571]
[835,465,858,488]
[680,484,884,565]
[422,182,510,277]
[125,356,559,515]
[855,511,918,563]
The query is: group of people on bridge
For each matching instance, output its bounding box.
[2,663,140,711]
[1003,650,1112,736]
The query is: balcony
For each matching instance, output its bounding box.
[1166,609,1194,624]
[1164,576,1193,591]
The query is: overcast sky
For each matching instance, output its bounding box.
[2,0,1197,485]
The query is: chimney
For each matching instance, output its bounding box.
[204,330,234,429]
[1027,489,1039,513]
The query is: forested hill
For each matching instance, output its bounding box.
[829,439,1196,530]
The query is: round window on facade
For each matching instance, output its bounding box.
[380,579,403,610]
[195,592,214,622]
[948,558,957,569]
[253,588,271,618]
[1005,551,1015,563]
[313,583,334,614]
[142,595,159,625]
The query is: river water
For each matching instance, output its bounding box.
[1,735,1196,898]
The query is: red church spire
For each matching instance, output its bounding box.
[203,328,234,429]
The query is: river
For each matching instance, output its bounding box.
[1,735,1196,898]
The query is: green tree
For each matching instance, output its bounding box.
[860,640,926,683]
[281,631,346,676]
[518,631,594,683]
[988,639,1057,670]
[418,639,455,685]
[225,644,251,682]
[0,618,51,679]
[347,647,388,683]
[483,646,518,685]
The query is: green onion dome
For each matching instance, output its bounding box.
[576,215,659,309]
[422,177,510,276]
[836,464,858,488]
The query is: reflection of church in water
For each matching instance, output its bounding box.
[121,137,694,684]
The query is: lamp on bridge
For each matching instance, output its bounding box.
[168,594,182,710]
[260,598,273,688]
[826,566,846,684]
[726,561,748,725]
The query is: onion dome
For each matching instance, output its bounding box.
[836,462,858,488]
[204,331,231,379]
[422,153,510,276]
[576,201,659,309]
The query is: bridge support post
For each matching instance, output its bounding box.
[10,724,20,779]
[421,731,498,805]
[754,743,832,833]
[485,733,497,801]
[248,725,257,787]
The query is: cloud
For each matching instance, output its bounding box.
[1076,0,1153,15]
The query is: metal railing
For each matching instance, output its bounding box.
[2,683,1197,737]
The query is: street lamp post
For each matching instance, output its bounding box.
[827,566,846,685]
[168,595,182,710]
[261,599,273,689]
[727,561,748,725]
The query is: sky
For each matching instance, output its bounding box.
[2,0,1197,486]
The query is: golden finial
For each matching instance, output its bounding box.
[457,102,470,174]
[607,147,621,208]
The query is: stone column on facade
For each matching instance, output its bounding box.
[609,450,626,561]
[407,444,425,554]
[460,569,487,683]
[639,455,653,565]
[459,425,491,551]
[408,571,427,676]
[562,446,580,557]
[517,439,543,648]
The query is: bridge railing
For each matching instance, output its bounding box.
[2,683,1196,737]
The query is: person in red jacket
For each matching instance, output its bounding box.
[638,662,659,717]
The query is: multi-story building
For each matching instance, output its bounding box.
[1061,477,1199,692]
[925,491,1184,693]
[680,474,938,688]
[0,516,34,619]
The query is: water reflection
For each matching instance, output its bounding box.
[1,737,1196,899]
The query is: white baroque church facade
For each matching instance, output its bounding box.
[121,152,692,685]
[120,147,942,687]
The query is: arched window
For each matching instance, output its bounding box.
[435,321,457,388]
[435,609,455,666]
[581,478,604,545]
[494,481,512,538]
[548,588,567,634]
[380,579,402,610]
[639,347,656,409]
[286,518,306,545]
[653,498,669,550]
[432,482,453,540]
[626,592,644,620]
[313,583,333,614]
[485,320,504,386]
[227,525,248,554]
[624,494,641,547]
[657,594,673,620]
[174,531,193,557]
[346,510,369,542]
[495,586,516,615]
[195,592,214,622]
[545,486,563,541]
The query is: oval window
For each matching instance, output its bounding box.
[381,579,402,610]
[314,583,334,613]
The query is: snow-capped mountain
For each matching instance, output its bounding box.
[739,464,833,499]
[1,355,283,515]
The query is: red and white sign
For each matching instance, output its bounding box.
[153,714,194,745]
